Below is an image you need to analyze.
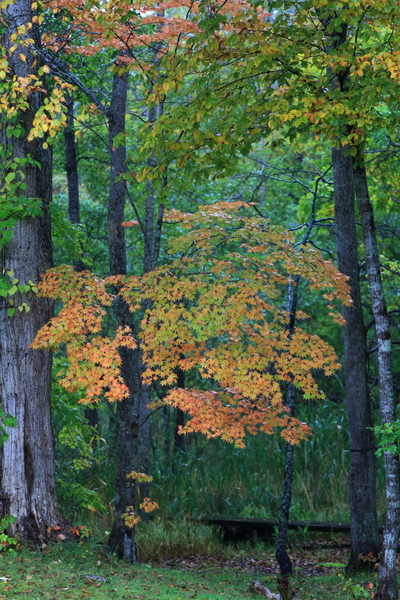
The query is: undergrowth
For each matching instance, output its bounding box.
[150,401,385,524]
[136,517,224,562]
[0,540,381,600]
[53,392,386,537]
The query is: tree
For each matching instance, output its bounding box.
[127,0,400,584]
[353,156,399,600]
[0,0,68,539]
[332,147,380,570]
[32,203,350,523]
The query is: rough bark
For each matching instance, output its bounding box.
[106,69,140,562]
[319,5,380,570]
[0,0,66,539]
[332,147,380,571]
[353,160,399,600]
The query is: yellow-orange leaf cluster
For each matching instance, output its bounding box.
[33,203,350,444]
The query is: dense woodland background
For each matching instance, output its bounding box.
[1,1,400,599]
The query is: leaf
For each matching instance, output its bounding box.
[5,173,15,184]
[6,308,15,317]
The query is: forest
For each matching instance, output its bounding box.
[0,0,400,599]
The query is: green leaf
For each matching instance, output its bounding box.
[4,172,15,184]
[7,308,15,317]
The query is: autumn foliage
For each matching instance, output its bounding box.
[32,202,350,447]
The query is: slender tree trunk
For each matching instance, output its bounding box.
[275,280,298,600]
[64,96,95,429]
[174,370,186,454]
[0,0,66,539]
[139,385,151,501]
[106,69,140,562]
[64,96,80,226]
[353,159,399,600]
[276,385,295,600]
[163,406,171,470]
[332,147,380,570]
[138,101,165,497]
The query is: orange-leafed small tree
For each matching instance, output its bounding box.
[33,201,350,447]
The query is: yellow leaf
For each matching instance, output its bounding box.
[19,54,26,62]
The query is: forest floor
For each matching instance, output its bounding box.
[0,537,381,599]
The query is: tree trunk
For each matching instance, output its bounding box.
[138,100,165,497]
[353,159,399,600]
[332,147,380,571]
[139,385,151,501]
[276,383,295,600]
[0,0,66,540]
[64,96,80,227]
[275,279,297,600]
[174,370,186,454]
[64,95,94,429]
[163,406,171,470]
[106,69,140,562]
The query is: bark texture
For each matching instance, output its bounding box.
[0,0,65,539]
[106,69,140,562]
[138,101,164,499]
[321,7,380,570]
[353,161,399,600]
[332,147,379,570]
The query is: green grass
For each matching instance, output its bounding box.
[0,542,381,600]
[54,394,386,534]
[136,517,224,562]
[150,400,386,524]
[0,544,258,600]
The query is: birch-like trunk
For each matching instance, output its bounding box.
[332,147,379,570]
[353,159,399,600]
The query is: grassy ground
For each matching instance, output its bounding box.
[0,539,379,600]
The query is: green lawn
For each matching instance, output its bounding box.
[0,542,379,599]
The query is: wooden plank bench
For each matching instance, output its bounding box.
[197,516,384,542]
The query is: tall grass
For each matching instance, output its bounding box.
[54,395,386,545]
[136,517,224,562]
[150,400,386,524]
